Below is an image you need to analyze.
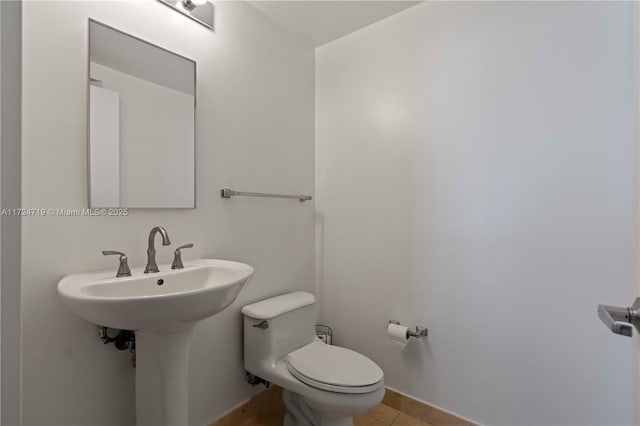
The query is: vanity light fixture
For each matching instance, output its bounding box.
[157,0,214,30]
[182,0,206,11]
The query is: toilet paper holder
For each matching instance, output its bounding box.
[389,320,428,339]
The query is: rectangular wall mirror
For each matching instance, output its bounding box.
[88,19,196,208]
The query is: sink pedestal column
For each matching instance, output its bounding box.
[135,325,195,426]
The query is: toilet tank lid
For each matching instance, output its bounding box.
[241,292,315,320]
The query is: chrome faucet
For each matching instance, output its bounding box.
[144,226,171,273]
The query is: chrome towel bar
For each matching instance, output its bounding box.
[220,188,312,202]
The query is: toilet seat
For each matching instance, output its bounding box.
[286,342,384,394]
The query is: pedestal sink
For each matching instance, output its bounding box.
[57,259,254,426]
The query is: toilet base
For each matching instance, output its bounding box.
[282,389,355,426]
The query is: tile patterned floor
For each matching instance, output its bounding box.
[355,403,431,426]
[211,385,470,426]
[236,402,431,426]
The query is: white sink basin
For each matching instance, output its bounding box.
[57,258,254,426]
[58,259,254,331]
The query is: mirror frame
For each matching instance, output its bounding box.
[86,18,197,209]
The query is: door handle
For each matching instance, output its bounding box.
[597,297,640,337]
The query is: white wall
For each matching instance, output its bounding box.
[22,1,314,425]
[0,3,3,423]
[316,2,635,425]
[1,1,21,424]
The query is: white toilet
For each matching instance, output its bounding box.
[242,291,385,426]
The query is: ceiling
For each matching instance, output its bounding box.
[247,1,422,47]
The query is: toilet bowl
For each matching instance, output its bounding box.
[242,292,385,426]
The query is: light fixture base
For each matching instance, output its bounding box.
[157,0,214,30]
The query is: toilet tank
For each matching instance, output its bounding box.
[242,292,316,373]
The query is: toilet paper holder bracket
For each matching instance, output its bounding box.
[389,320,428,339]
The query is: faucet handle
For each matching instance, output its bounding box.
[171,244,194,270]
[102,250,132,278]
